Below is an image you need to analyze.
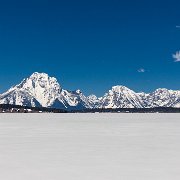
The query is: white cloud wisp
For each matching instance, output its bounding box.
[173,51,180,62]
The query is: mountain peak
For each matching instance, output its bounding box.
[30,72,49,77]
[100,85,144,108]
[111,85,130,92]
[3,72,62,107]
[29,72,57,81]
[154,88,169,92]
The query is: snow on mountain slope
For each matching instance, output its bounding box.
[59,89,91,110]
[0,89,41,107]
[99,86,144,108]
[50,89,93,110]
[0,72,61,107]
[0,73,92,110]
[0,72,179,110]
[19,72,62,107]
[144,88,180,108]
[87,94,100,108]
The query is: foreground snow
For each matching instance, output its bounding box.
[0,114,180,180]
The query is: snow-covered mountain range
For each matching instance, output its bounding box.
[0,72,179,110]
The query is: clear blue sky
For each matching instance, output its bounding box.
[0,0,179,96]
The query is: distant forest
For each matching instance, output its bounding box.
[0,104,180,113]
[0,104,67,113]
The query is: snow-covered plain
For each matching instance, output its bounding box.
[0,113,180,180]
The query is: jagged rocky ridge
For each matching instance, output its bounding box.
[0,72,179,110]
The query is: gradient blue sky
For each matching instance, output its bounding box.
[0,0,179,96]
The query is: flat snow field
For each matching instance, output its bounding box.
[0,114,180,180]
